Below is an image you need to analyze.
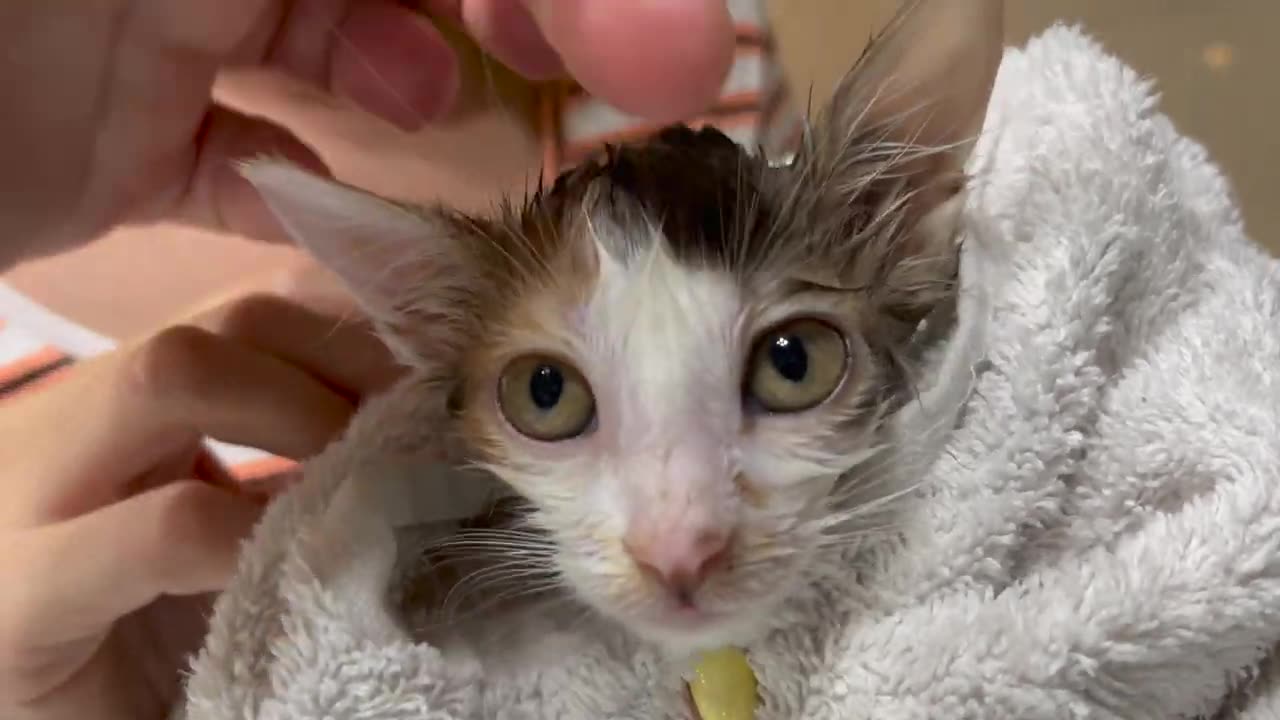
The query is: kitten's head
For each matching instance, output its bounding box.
[245,0,1002,650]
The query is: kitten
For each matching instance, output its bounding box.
[243,0,1003,653]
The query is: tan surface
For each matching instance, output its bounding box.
[7,2,1277,339]
[768,0,1278,249]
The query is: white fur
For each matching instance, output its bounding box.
[181,27,1280,720]
[488,216,859,651]
[237,162,431,307]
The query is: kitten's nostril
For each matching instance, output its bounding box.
[624,529,732,604]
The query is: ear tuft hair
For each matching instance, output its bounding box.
[239,159,482,370]
[775,0,1003,337]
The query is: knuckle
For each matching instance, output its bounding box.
[150,480,220,547]
[0,538,48,680]
[145,482,223,586]
[145,479,212,586]
[128,324,221,398]
[206,292,293,340]
[0,609,22,672]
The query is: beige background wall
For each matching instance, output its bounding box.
[766,0,1278,251]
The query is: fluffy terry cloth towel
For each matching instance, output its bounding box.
[179,25,1280,720]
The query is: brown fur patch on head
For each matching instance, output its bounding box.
[463,119,960,318]
[443,116,966,460]
[455,104,963,322]
[446,126,777,453]
[516,124,775,269]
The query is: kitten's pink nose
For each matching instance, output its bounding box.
[624,526,731,605]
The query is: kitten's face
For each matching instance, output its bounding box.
[244,0,1003,651]
[457,199,902,648]
[425,123,958,649]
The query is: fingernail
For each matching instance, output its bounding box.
[243,470,303,499]
[520,0,550,28]
[333,5,462,131]
[478,0,564,81]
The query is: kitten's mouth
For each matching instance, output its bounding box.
[664,605,726,628]
[625,604,758,652]
[398,498,764,648]
[636,584,758,630]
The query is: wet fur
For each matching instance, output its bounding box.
[243,0,1002,652]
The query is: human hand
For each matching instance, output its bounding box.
[0,0,734,268]
[0,279,401,719]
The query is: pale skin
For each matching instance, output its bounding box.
[0,0,735,268]
[0,2,734,717]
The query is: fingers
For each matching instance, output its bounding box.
[129,324,354,456]
[464,0,736,122]
[186,2,461,241]
[329,2,461,128]
[176,0,735,247]
[0,324,355,524]
[156,260,403,398]
[532,0,735,121]
[0,481,262,658]
[269,0,460,130]
[194,290,403,399]
[176,105,331,244]
[458,0,564,80]
[265,0,732,131]
[121,325,355,460]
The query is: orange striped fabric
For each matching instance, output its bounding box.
[0,321,295,483]
[0,313,73,398]
[0,345,71,395]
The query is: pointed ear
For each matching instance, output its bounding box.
[789,0,1003,332]
[818,0,1004,177]
[239,159,480,370]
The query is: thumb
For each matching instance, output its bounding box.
[522,0,735,122]
[454,0,735,123]
[2,481,263,653]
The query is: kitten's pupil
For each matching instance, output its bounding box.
[529,364,564,410]
[769,335,808,383]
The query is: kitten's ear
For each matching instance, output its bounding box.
[239,160,479,369]
[797,0,1003,329]
[816,0,1003,177]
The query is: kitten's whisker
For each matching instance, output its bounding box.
[427,580,568,629]
[439,568,563,619]
[427,540,556,555]
[428,532,553,545]
[428,536,554,558]
[438,558,546,612]
[439,527,550,540]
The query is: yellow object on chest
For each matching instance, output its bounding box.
[687,647,758,720]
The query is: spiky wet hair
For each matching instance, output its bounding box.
[240,0,1001,380]
[240,0,1004,650]
[473,114,965,407]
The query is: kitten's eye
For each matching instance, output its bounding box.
[498,355,596,441]
[746,319,848,413]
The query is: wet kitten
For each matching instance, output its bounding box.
[244,0,1002,653]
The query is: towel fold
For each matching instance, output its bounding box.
[179,25,1280,720]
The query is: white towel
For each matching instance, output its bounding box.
[179,25,1280,720]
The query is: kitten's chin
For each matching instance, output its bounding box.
[618,605,774,654]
